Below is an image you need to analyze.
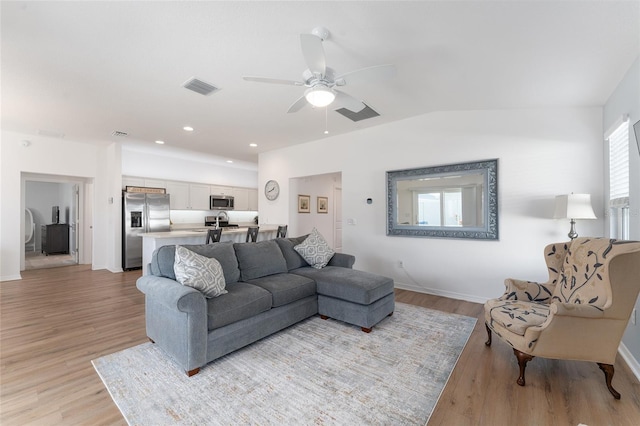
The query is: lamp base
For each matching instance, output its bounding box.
[568,219,578,240]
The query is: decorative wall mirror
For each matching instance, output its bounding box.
[387,159,498,240]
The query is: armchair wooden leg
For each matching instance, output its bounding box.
[597,363,621,399]
[485,322,492,347]
[513,349,534,386]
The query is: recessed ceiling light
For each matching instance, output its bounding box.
[155,140,165,145]
[183,126,194,132]
[249,143,258,147]
[226,160,233,163]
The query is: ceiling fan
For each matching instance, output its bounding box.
[243,27,396,114]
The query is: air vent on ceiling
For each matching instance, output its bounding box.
[334,103,380,122]
[183,77,220,96]
[111,130,128,137]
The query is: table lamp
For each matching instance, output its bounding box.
[553,194,597,240]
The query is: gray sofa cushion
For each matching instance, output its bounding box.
[246,273,317,307]
[292,266,394,305]
[234,240,288,281]
[206,282,272,330]
[150,242,241,284]
[274,235,309,271]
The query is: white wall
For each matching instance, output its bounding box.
[1,130,118,280]
[259,107,604,303]
[603,55,640,369]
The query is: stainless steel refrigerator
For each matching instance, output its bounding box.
[122,191,170,270]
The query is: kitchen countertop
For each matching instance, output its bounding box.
[141,225,278,239]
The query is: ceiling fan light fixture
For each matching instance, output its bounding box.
[305,85,336,107]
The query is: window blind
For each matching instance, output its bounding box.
[608,122,629,208]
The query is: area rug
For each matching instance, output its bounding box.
[92,302,476,425]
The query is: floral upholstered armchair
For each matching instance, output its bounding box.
[484,237,640,399]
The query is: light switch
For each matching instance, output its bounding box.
[347,218,356,225]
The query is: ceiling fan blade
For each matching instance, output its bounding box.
[300,34,326,76]
[243,76,303,86]
[287,95,308,113]
[333,90,365,113]
[334,64,397,86]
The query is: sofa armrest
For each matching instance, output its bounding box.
[136,275,208,373]
[136,275,204,313]
[499,278,553,303]
[328,253,355,269]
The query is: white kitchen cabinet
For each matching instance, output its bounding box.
[166,181,211,210]
[189,184,211,210]
[165,181,190,210]
[210,185,234,196]
[122,176,144,189]
[232,187,249,211]
[144,179,166,189]
[248,188,258,211]
[122,176,166,191]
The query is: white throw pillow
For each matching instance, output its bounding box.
[294,228,335,269]
[174,246,228,298]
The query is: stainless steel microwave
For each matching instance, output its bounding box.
[210,195,234,210]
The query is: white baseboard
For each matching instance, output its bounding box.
[618,342,640,383]
[0,273,23,282]
[394,281,489,305]
[91,264,123,273]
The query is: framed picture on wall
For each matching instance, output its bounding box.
[298,195,310,213]
[317,196,328,213]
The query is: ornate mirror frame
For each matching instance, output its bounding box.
[386,159,499,240]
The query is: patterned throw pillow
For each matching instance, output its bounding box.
[294,228,335,269]
[174,245,228,298]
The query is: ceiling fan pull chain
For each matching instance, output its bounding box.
[324,106,329,135]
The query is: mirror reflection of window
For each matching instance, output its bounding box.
[417,192,440,225]
[443,190,462,226]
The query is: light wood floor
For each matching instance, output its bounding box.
[24,252,77,270]
[1,266,639,425]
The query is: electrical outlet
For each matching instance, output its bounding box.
[398,260,404,268]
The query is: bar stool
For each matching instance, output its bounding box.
[206,228,222,244]
[277,225,287,238]
[246,226,259,242]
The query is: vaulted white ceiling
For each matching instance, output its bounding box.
[2,1,638,165]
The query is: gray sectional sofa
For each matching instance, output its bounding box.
[136,235,395,376]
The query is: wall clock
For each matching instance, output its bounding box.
[264,180,280,201]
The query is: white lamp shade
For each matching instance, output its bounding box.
[553,194,597,219]
[305,85,336,107]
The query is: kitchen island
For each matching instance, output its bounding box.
[140,225,278,275]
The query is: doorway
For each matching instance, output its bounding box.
[21,173,91,271]
[289,172,342,250]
